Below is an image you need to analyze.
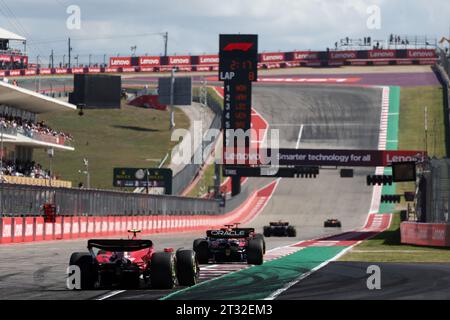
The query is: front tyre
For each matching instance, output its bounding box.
[247,239,264,265]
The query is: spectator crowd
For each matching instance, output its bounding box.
[0,114,73,142]
[0,160,51,179]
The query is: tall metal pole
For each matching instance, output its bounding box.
[169,68,175,129]
[164,32,168,57]
[68,37,71,68]
[50,50,54,68]
[424,106,428,153]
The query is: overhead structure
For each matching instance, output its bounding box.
[0,80,76,113]
[0,27,26,42]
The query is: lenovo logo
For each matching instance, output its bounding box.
[223,43,254,52]
[140,57,160,65]
[110,59,131,66]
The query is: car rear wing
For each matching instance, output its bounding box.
[206,229,253,239]
[87,239,153,252]
[269,222,289,227]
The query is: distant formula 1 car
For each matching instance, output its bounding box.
[324,219,342,228]
[68,230,199,290]
[263,221,296,237]
[193,224,265,265]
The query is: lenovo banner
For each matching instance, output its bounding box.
[0,55,11,62]
[110,57,132,67]
[167,56,191,66]
[139,56,161,66]
[407,49,436,59]
[290,51,319,61]
[259,52,285,63]
[197,55,219,65]
[329,51,358,60]
[368,50,397,59]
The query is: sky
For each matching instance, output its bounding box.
[1,0,449,64]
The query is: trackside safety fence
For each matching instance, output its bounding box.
[0,183,220,217]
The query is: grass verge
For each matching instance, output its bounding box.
[342,85,450,263]
[33,101,189,190]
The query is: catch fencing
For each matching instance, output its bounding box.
[0,182,220,217]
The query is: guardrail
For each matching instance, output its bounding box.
[0,183,220,217]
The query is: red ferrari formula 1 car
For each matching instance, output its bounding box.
[193,224,265,265]
[68,230,199,290]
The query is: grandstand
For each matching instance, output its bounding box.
[0,80,75,187]
[0,27,28,70]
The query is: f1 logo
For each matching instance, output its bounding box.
[223,43,254,52]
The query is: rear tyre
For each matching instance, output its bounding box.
[247,239,264,265]
[69,252,98,290]
[193,239,209,264]
[254,233,266,254]
[150,252,177,289]
[263,226,271,237]
[287,226,297,237]
[176,249,199,286]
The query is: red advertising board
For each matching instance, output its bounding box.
[259,52,285,63]
[401,222,450,247]
[198,54,219,65]
[139,56,161,66]
[121,67,136,73]
[109,57,132,67]
[9,69,21,76]
[0,70,6,77]
[0,55,11,62]
[139,66,154,72]
[24,69,37,76]
[54,68,68,74]
[71,67,85,73]
[407,49,436,59]
[368,50,397,59]
[329,51,358,60]
[292,51,319,61]
[88,67,101,73]
[39,68,52,75]
[12,55,28,63]
[168,55,191,65]
[104,67,119,73]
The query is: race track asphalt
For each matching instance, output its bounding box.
[0,83,383,300]
[276,262,450,300]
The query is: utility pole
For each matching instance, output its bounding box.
[169,68,176,129]
[50,50,54,68]
[68,37,71,68]
[164,32,168,56]
[424,106,428,153]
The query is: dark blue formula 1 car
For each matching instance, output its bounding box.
[193,225,265,265]
[263,221,296,237]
